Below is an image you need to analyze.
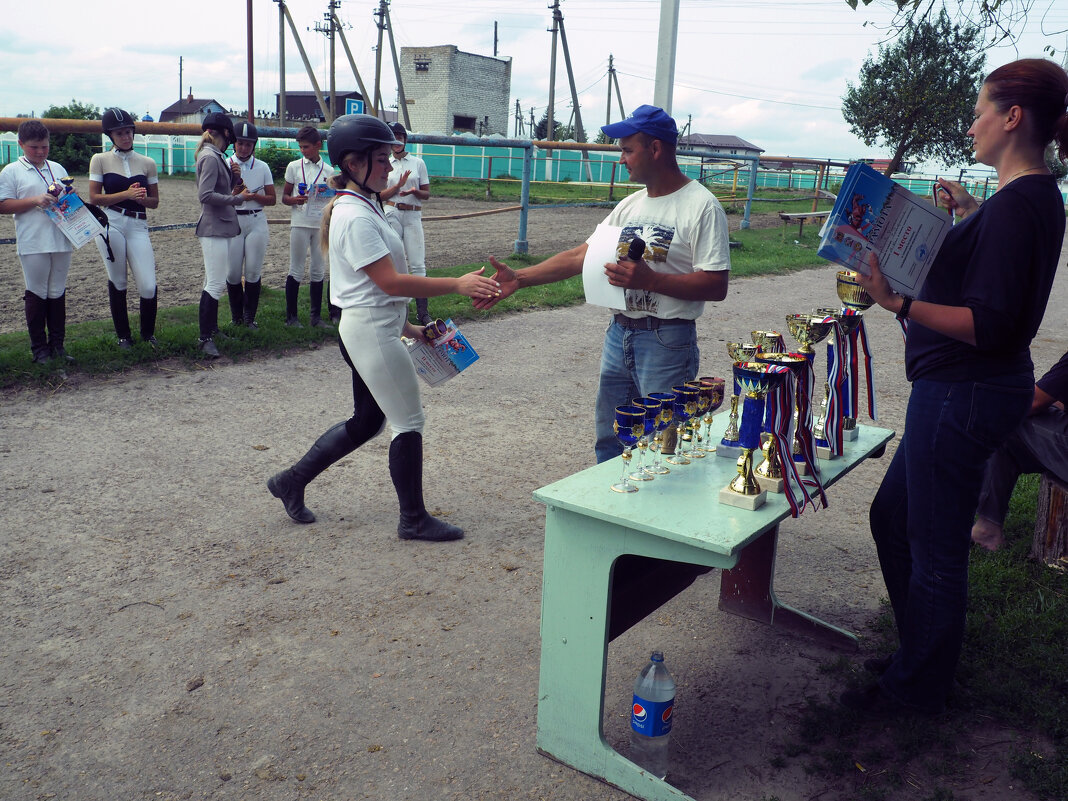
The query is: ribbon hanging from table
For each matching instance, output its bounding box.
[855,316,878,420]
[792,352,821,478]
[821,320,845,456]
[764,366,826,516]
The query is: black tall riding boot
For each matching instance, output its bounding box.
[309,280,329,327]
[24,291,50,364]
[285,275,301,327]
[267,421,361,523]
[107,280,132,344]
[226,281,245,326]
[139,289,158,344]
[198,291,220,358]
[46,292,74,363]
[415,298,431,326]
[389,431,464,541]
[243,280,261,328]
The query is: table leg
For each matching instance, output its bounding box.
[718,525,858,651]
[537,509,720,801]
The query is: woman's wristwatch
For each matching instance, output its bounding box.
[896,295,914,321]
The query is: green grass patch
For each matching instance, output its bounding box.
[775,474,1068,800]
[0,235,828,390]
[728,226,825,276]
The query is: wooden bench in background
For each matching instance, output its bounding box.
[1032,473,1068,567]
[779,210,831,238]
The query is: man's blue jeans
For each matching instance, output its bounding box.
[870,375,1033,712]
[594,319,699,463]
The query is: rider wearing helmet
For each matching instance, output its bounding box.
[193,112,251,358]
[381,122,432,325]
[225,121,276,329]
[267,114,501,542]
[88,107,161,348]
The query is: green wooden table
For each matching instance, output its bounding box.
[532,423,895,801]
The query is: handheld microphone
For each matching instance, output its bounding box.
[626,237,645,261]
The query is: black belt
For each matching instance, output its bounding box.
[237,209,261,216]
[613,314,693,330]
[116,207,146,220]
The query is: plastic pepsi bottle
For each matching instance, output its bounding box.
[629,651,675,779]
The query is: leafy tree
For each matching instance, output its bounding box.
[846,0,1061,54]
[255,143,297,179]
[534,111,564,142]
[41,100,100,175]
[842,10,985,175]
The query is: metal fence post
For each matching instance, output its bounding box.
[515,145,532,254]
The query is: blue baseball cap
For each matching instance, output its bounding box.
[601,105,678,142]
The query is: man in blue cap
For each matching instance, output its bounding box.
[476,104,731,462]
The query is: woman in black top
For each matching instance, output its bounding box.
[848,58,1068,714]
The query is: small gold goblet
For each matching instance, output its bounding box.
[835,270,875,312]
[785,313,833,356]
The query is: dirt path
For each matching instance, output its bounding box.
[2,198,1065,800]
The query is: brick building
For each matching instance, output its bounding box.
[399,45,511,136]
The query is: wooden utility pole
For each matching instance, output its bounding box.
[373,0,387,117]
[606,55,613,126]
[546,0,560,141]
[607,54,625,123]
[279,2,332,122]
[334,12,375,116]
[554,3,592,178]
[276,0,286,125]
[313,1,340,121]
[381,1,412,129]
[246,0,255,122]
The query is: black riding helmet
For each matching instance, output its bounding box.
[234,121,259,142]
[202,112,236,146]
[327,114,397,194]
[102,107,136,137]
[388,122,408,141]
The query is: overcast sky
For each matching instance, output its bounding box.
[3,0,1066,171]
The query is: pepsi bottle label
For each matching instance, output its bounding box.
[631,694,674,737]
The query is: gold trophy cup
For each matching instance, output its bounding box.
[718,342,758,459]
[719,362,778,511]
[785,313,833,356]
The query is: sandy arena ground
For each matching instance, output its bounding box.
[2,178,1066,801]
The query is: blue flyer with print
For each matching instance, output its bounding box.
[818,162,949,297]
[406,318,479,387]
[44,189,106,249]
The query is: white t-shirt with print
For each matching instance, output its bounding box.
[593,179,730,320]
[0,157,73,255]
[329,193,410,308]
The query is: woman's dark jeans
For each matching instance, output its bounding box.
[870,375,1033,713]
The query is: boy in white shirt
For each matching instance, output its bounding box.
[282,126,337,327]
[0,120,75,364]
